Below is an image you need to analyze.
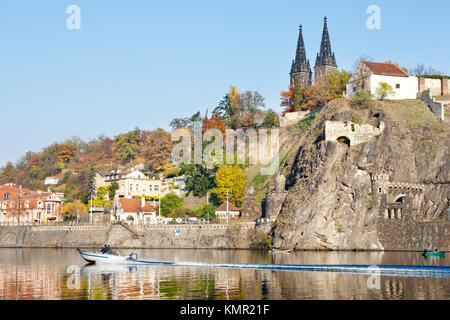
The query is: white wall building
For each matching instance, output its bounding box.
[346,61,419,100]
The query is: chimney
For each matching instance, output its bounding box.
[141,197,145,210]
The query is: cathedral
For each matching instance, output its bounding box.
[289,17,337,87]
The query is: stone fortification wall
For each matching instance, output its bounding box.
[325,120,385,146]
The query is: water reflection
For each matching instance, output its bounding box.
[0,248,448,300]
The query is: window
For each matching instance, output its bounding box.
[395,84,400,89]
[4,193,10,200]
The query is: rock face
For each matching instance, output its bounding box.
[272,99,449,251]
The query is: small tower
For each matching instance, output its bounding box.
[290,25,312,87]
[314,17,337,83]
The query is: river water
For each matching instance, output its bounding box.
[0,248,448,300]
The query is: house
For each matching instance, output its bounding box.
[111,196,159,225]
[0,183,63,225]
[215,202,241,223]
[97,169,185,201]
[346,61,419,100]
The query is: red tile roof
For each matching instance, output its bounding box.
[215,202,240,212]
[119,198,155,213]
[363,61,409,77]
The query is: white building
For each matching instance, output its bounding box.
[346,61,419,100]
[97,169,185,200]
[111,196,160,225]
[215,202,240,223]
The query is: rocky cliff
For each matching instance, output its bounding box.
[271,99,449,250]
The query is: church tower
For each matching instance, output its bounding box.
[289,25,312,87]
[314,17,337,83]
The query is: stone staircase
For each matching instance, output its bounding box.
[119,222,144,239]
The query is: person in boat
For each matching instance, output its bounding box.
[101,244,111,254]
[434,247,439,252]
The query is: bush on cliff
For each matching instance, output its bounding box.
[351,89,373,109]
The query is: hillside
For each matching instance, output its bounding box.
[270,98,449,250]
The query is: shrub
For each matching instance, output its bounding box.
[351,89,373,109]
[250,232,273,250]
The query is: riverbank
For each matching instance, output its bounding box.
[0,219,448,251]
[0,223,272,250]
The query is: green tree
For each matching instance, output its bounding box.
[293,81,306,111]
[180,164,217,198]
[114,129,141,162]
[191,204,216,219]
[263,109,280,128]
[213,165,246,207]
[376,82,395,100]
[326,69,351,99]
[160,193,184,217]
[86,165,97,202]
[108,181,119,200]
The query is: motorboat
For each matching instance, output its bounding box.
[77,248,138,264]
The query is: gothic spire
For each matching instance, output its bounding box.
[294,25,307,66]
[290,24,312,86]
[315,16,337,68]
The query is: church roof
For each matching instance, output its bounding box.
[363,61,409,77]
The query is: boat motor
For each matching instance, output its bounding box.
[129,253,138,261]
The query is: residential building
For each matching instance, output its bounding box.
[345,61,419,100]
[111,196,160,225]
[97,169,185,200]
[0,183,63,224]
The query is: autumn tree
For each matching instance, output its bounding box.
[213,165,246,207]
[280,85,295,113]
[140,128,174,172]
[202,115,226,133]
[57,144,77,164]
[213,85,265,129]
[0,162,18,184]
[62,200,88,217]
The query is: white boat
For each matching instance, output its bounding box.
[77,248,137,264]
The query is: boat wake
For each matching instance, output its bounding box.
[106,259,450,278]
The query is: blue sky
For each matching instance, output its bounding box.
[0,0,449,167]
